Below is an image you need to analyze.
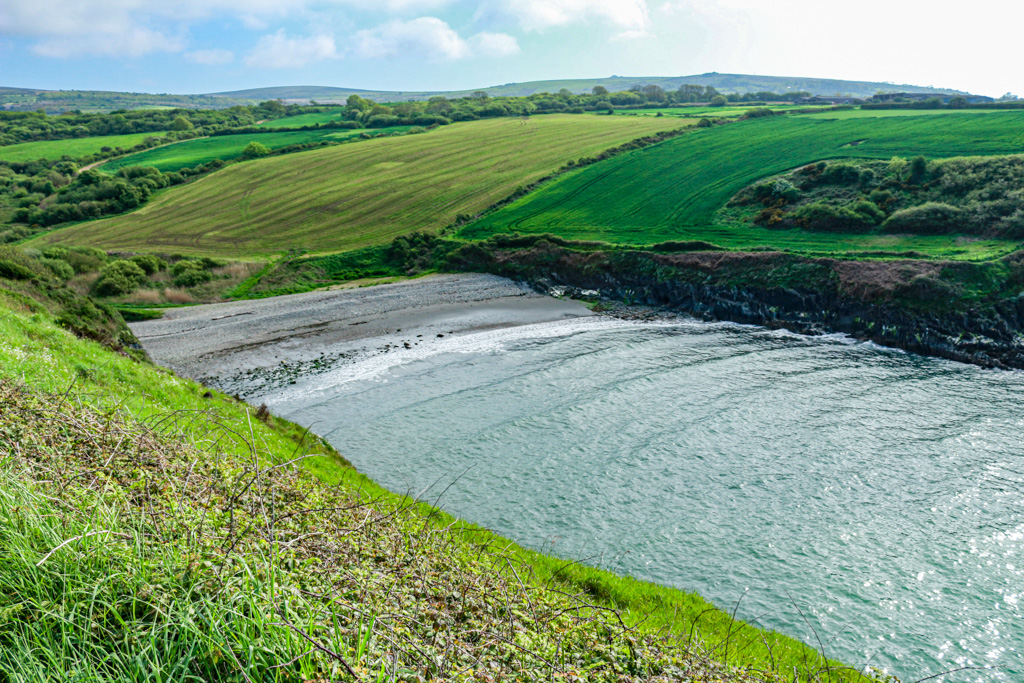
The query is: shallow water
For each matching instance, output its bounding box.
[256,317,1023,682]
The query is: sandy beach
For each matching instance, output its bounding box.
[131,273,593,398]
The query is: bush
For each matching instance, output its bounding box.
[742,108,776,119]
[851,200,886,225]
[909,155,929,184]
[38,257,74,281]
[130,253,166,275]
[0,259,38,281]
[791,202,878,232]
[240,141,270,159]
[171,259,214,287]
[62,246,108,274]
[819,163,863,186]
[883,202,962,234]
[94,260,148,296]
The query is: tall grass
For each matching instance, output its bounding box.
[0,294,878,682]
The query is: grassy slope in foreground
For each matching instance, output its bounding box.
[100,126,412,173]
[463,112,1024,259]
[36,115,689,257]
[0,287,861,681]
[0,132,170,162]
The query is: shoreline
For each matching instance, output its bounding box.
[131,272,594,397]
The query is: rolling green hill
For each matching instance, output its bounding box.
[101,126,412,173]
[0,132,171,162]
[461,112,1024,259]
[0,87,255,113]
[33,115,688,256]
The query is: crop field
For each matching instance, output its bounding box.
[100,127,413,173]
[255,112,346,128]
[463,112,1024,259]
[613,105,830,119]
[0,132,170,162]
[35,115,689,256]
[804,108,1007,119]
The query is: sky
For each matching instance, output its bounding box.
[0,0,1021,97]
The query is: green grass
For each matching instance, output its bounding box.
[612,105,829,119]
[463,112,1024,259]
[802,108,1006,119]
[35,115,691,257]
[101,127,413,173]
[0,284,865,681]
[0,132,171,162]
[256,112,348,128]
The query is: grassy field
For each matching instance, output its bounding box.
[803,108,1007,119]
[612,105,828,119]
[256,111,347,128]
[463,112,1024,259]
[0,132,170,162]
[101,126,413,173]
[36,115,690,256]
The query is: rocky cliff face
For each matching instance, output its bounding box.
[457,244,1024,370]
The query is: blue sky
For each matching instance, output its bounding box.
[0,0,1020,97]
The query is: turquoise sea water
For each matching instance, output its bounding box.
[260,317,1023,682]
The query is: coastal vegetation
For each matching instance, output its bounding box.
[0,254,861,682]
[7,79,1024,681]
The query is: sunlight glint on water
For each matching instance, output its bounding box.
[257,318,1024,682]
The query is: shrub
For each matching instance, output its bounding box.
[129,253,166,275]
[0,259,38,281]
[240,141,270,159]
[883,202,962,234]
[819,163,863,186]
[851,200,886,225]
[742,108,776,119]
[171,259,214,287]
[62,246,108,274]
[38,257,74,281]
[94,260,148,296]
[909,155,929,184]
[791,202,878,232]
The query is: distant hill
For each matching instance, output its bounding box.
[214,73,972,104]
[0,87,254,113]
[3,73,973,113]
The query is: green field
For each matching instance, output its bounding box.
[0,132,171,162]
[101,127,412,173]
[462,112,1024,259]
[36,115,690,256]
[804,108,1006,119]
[613,104,828,118]
[255,111,347,128]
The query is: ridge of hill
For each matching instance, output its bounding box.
[214,73,971,103]
[2,73,973,112]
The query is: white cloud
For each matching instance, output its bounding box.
[185,48,235,65]
[468,32,520,58]
[1,2,184,57]
[245,30,337,68]
[0,0,459,59]
[352,17,470,61]
[351,18,520,61]
[487,0,650,31]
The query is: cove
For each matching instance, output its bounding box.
[252,316,1021,681]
